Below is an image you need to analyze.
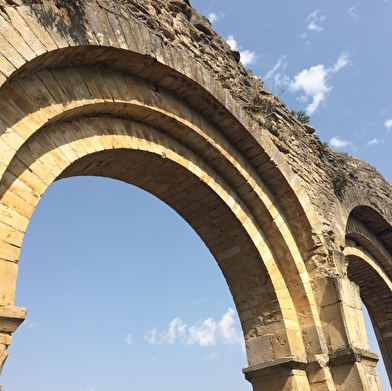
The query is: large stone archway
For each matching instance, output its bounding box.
[345,207,392,387]
[0,1,391,390]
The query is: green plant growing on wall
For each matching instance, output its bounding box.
[243,96,269,114]
[332,173,348,196]
[243,95,280,135]
[244,95,277,117]
[291,110,310,124]
[244,99,266,114]
[316,141,329,152]
[266,118,274,127]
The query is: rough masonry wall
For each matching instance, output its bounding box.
[120,0,392,251]
[1,0,391,253]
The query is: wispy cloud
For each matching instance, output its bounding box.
[347,6,359,19]
[126,333,132,347]
[385,119,392,133]
[306,10,326,32]
[227,35,257,67]
[264,56,287,82]
[330,52,351,72]
[145,308,243,348]
[145,327,157,344]
[367,138,378,146]
[330,136,352,149]
[289,52,351,115]
[161,318,187,344]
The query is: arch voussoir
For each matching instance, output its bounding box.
[0,54,331,386]
[3,112,313,369]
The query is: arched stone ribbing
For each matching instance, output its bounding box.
[0,52,330,388]
[0,62,325,356]
[345,210,392,387]
[0,1,391,390]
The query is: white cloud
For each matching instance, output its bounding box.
[126,333,132,347]
[226,35,257,67]
[288,52,350,115]
[188,317,217,346]
[308,20,323,32]
[330,136,352,149]
[208,12,218,23]
[306,10,326,32]
[330,52,351,72]
[289,64,330,115]
[347,6,359,19]
[367,138,378,146]
[385,119,392,133]
[240,50,258,67]
[264,56,287,81]
[218,308,242,344]
[226,35,238,50]
[160,318,187,344]
[144,327,157,344]
[145,308,243,348]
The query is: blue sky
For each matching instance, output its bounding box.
[2,1,391,390]
[3,178,250,391]
[196,0,392,184]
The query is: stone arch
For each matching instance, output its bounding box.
[0,43,331,388]
[345,207,392,387]
[0,1,390,389]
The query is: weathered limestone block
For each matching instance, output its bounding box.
[0,306,26,380]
